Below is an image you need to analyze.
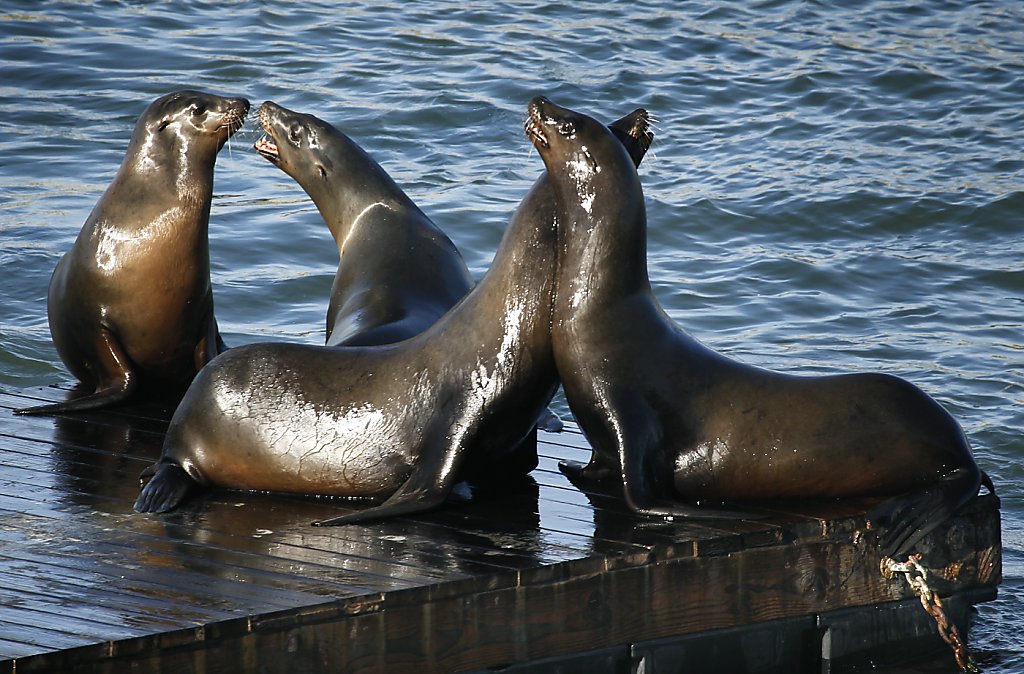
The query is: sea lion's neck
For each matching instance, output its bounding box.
[553,157,651,311]
[484,180,556,289]
[426,172,559,450]
[313,155,427,251]
[122,133,215,202]
[442,174,557,343]
[100,143,213,235]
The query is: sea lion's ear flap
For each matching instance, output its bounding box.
[316,153,333,179]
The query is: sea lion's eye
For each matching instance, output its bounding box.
[558,121,576,137]
[193,104,207,116]
[157,120,170,132]
[317,165,327,178]
[289,126,302,143]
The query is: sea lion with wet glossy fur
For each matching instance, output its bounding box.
[133,105,653,519]
[527,96,988,557]
[16,91,249,416]
[254,101,474,347]
[254,100,562,439]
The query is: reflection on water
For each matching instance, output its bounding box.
[41,396,547,585]
[145,478,544,584]
[50,410,167,512]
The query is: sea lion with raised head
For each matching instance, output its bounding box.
[16,90,249,416]
[254,101,474,347]
[527,96,988,557]
[133,104,653,520]
[254,100,563,438]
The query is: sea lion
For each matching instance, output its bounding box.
[254,101,474,347]
[16,91,249,416]
[527,96,988,557]
[133,104,653,520]
[253,100,563,439]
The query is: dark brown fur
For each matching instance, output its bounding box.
[529,96,986,557]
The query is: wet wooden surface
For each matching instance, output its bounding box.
[0,382,1001,673]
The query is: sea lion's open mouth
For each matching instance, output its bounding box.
[254,135,279,162]
[254,105,280,162]
[525,104,548,149]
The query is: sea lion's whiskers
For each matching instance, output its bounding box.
[646,136,660,164]
[221,109,250,160]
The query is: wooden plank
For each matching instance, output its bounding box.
[0,416,586,579]
[0,619,99,655]
[0,413,622,583]
[0,565,227,632]
[0,507,450,603]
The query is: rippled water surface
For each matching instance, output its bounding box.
[1,1,1022,670]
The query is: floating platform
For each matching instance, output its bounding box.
[0,383,1000,673]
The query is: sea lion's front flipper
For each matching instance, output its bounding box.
[616,410,764,521]
[312,478,451,526]
[621,456,763,521]
[536,407,563,433]
[624,496,766,522]
[196,310,228,368]
[313,443,461,526]
[15,330,136,415]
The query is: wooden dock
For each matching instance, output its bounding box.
[0,383,1000,673]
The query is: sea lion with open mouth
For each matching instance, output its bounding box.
[133,103,653,520]
[254,101,473,348]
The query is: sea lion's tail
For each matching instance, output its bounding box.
[868,465,989,558]
[133,462,198,514]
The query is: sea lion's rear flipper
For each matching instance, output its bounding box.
[313,443,461,526]
[536,407,564,433]
[134,462,199,514]
[15,329,136,416]
[868,465,986,558]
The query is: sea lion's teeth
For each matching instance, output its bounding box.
[524,120,548,148]
[255,135,279,155]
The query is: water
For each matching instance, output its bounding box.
[1,1,1021,670]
